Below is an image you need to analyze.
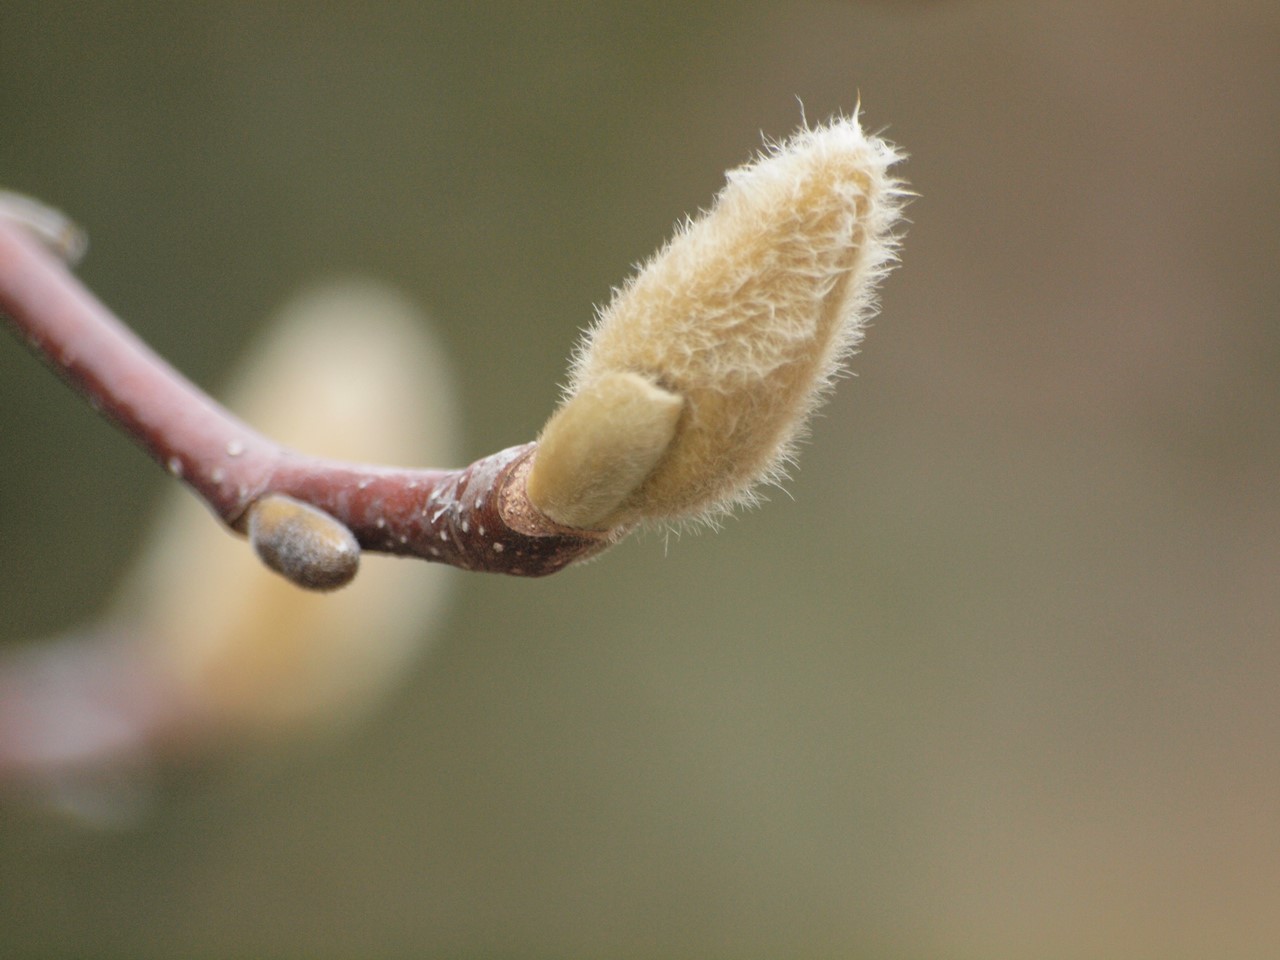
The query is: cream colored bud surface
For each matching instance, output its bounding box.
[527,372,683,529]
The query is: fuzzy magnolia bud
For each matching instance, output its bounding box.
[527,115,905,529]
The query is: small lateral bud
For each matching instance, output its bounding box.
[527,371,683,529]
[247,494,360,591]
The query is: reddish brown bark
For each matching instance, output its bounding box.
[0,219,615,579]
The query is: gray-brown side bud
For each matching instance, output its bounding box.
[247,494,360,591]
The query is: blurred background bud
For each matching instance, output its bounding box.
[1,281,459,824]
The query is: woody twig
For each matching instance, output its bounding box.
[0,210,614,589]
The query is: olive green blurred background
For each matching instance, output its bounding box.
[2,2,1278,957]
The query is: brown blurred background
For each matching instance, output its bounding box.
[1,2,1277,957]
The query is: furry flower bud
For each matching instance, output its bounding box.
[528,114,905,529]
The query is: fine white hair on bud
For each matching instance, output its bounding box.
[527,113,906,529]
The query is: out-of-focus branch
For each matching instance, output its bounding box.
[0,280,467,825]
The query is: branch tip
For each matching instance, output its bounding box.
[0,190,88,265]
